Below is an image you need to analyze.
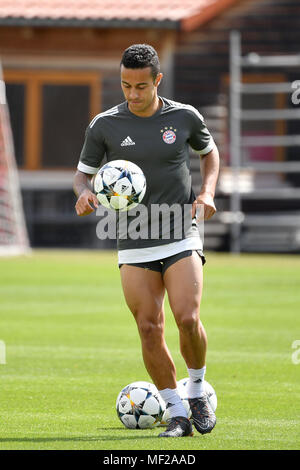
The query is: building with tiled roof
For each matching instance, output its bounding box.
[0,0,242,176]
[0,0,299,249]
[0,0,239,30]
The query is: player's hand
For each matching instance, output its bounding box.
[192,192,216,221]
[75,189,99,216]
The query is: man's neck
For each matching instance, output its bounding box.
[128,96,162,118]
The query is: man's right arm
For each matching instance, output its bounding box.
[73,170,99,216]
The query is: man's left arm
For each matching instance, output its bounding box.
[187,107,220,220]
[194,144,220,220]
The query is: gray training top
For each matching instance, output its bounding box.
[77,97,215,252]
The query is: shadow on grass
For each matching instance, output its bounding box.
[0,428,164,443]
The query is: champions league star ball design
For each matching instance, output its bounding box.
[116,381,166,429]
[160,378,217,425]
[94,160,146,211]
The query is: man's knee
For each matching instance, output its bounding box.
[136,316,164,345]
[175,309,200,335]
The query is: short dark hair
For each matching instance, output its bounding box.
[120,44,160,80]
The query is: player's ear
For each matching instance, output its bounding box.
[155,73,163,87]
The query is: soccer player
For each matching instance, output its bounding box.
[73,44,219,437]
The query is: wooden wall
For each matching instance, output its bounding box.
[0,26,172,57]
[0,26,176,110]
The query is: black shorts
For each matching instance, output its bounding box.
[119,249,205,276]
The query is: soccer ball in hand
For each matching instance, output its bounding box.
[116,381,165,429]
[94,160,146,211]
[160,378,217,425]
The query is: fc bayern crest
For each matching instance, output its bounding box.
[162,129,176,144]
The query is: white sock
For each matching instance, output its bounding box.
[159,388,188,419]
[186,366,206,398]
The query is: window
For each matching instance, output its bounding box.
[41,84,90,168]
[4,70,101,169]
[5,83,25,167]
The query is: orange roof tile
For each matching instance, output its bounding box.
[0,0,241,31]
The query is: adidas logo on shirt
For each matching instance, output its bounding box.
[121,136,135,146]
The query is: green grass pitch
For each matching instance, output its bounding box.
[0,250,299,450]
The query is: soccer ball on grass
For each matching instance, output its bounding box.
[177,377,217,413]
[116,381,165,429]
[94,160,146,211]
[160,378,217,425]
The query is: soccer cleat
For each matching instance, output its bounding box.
[188,395,217,434]
[158,416,193,438]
